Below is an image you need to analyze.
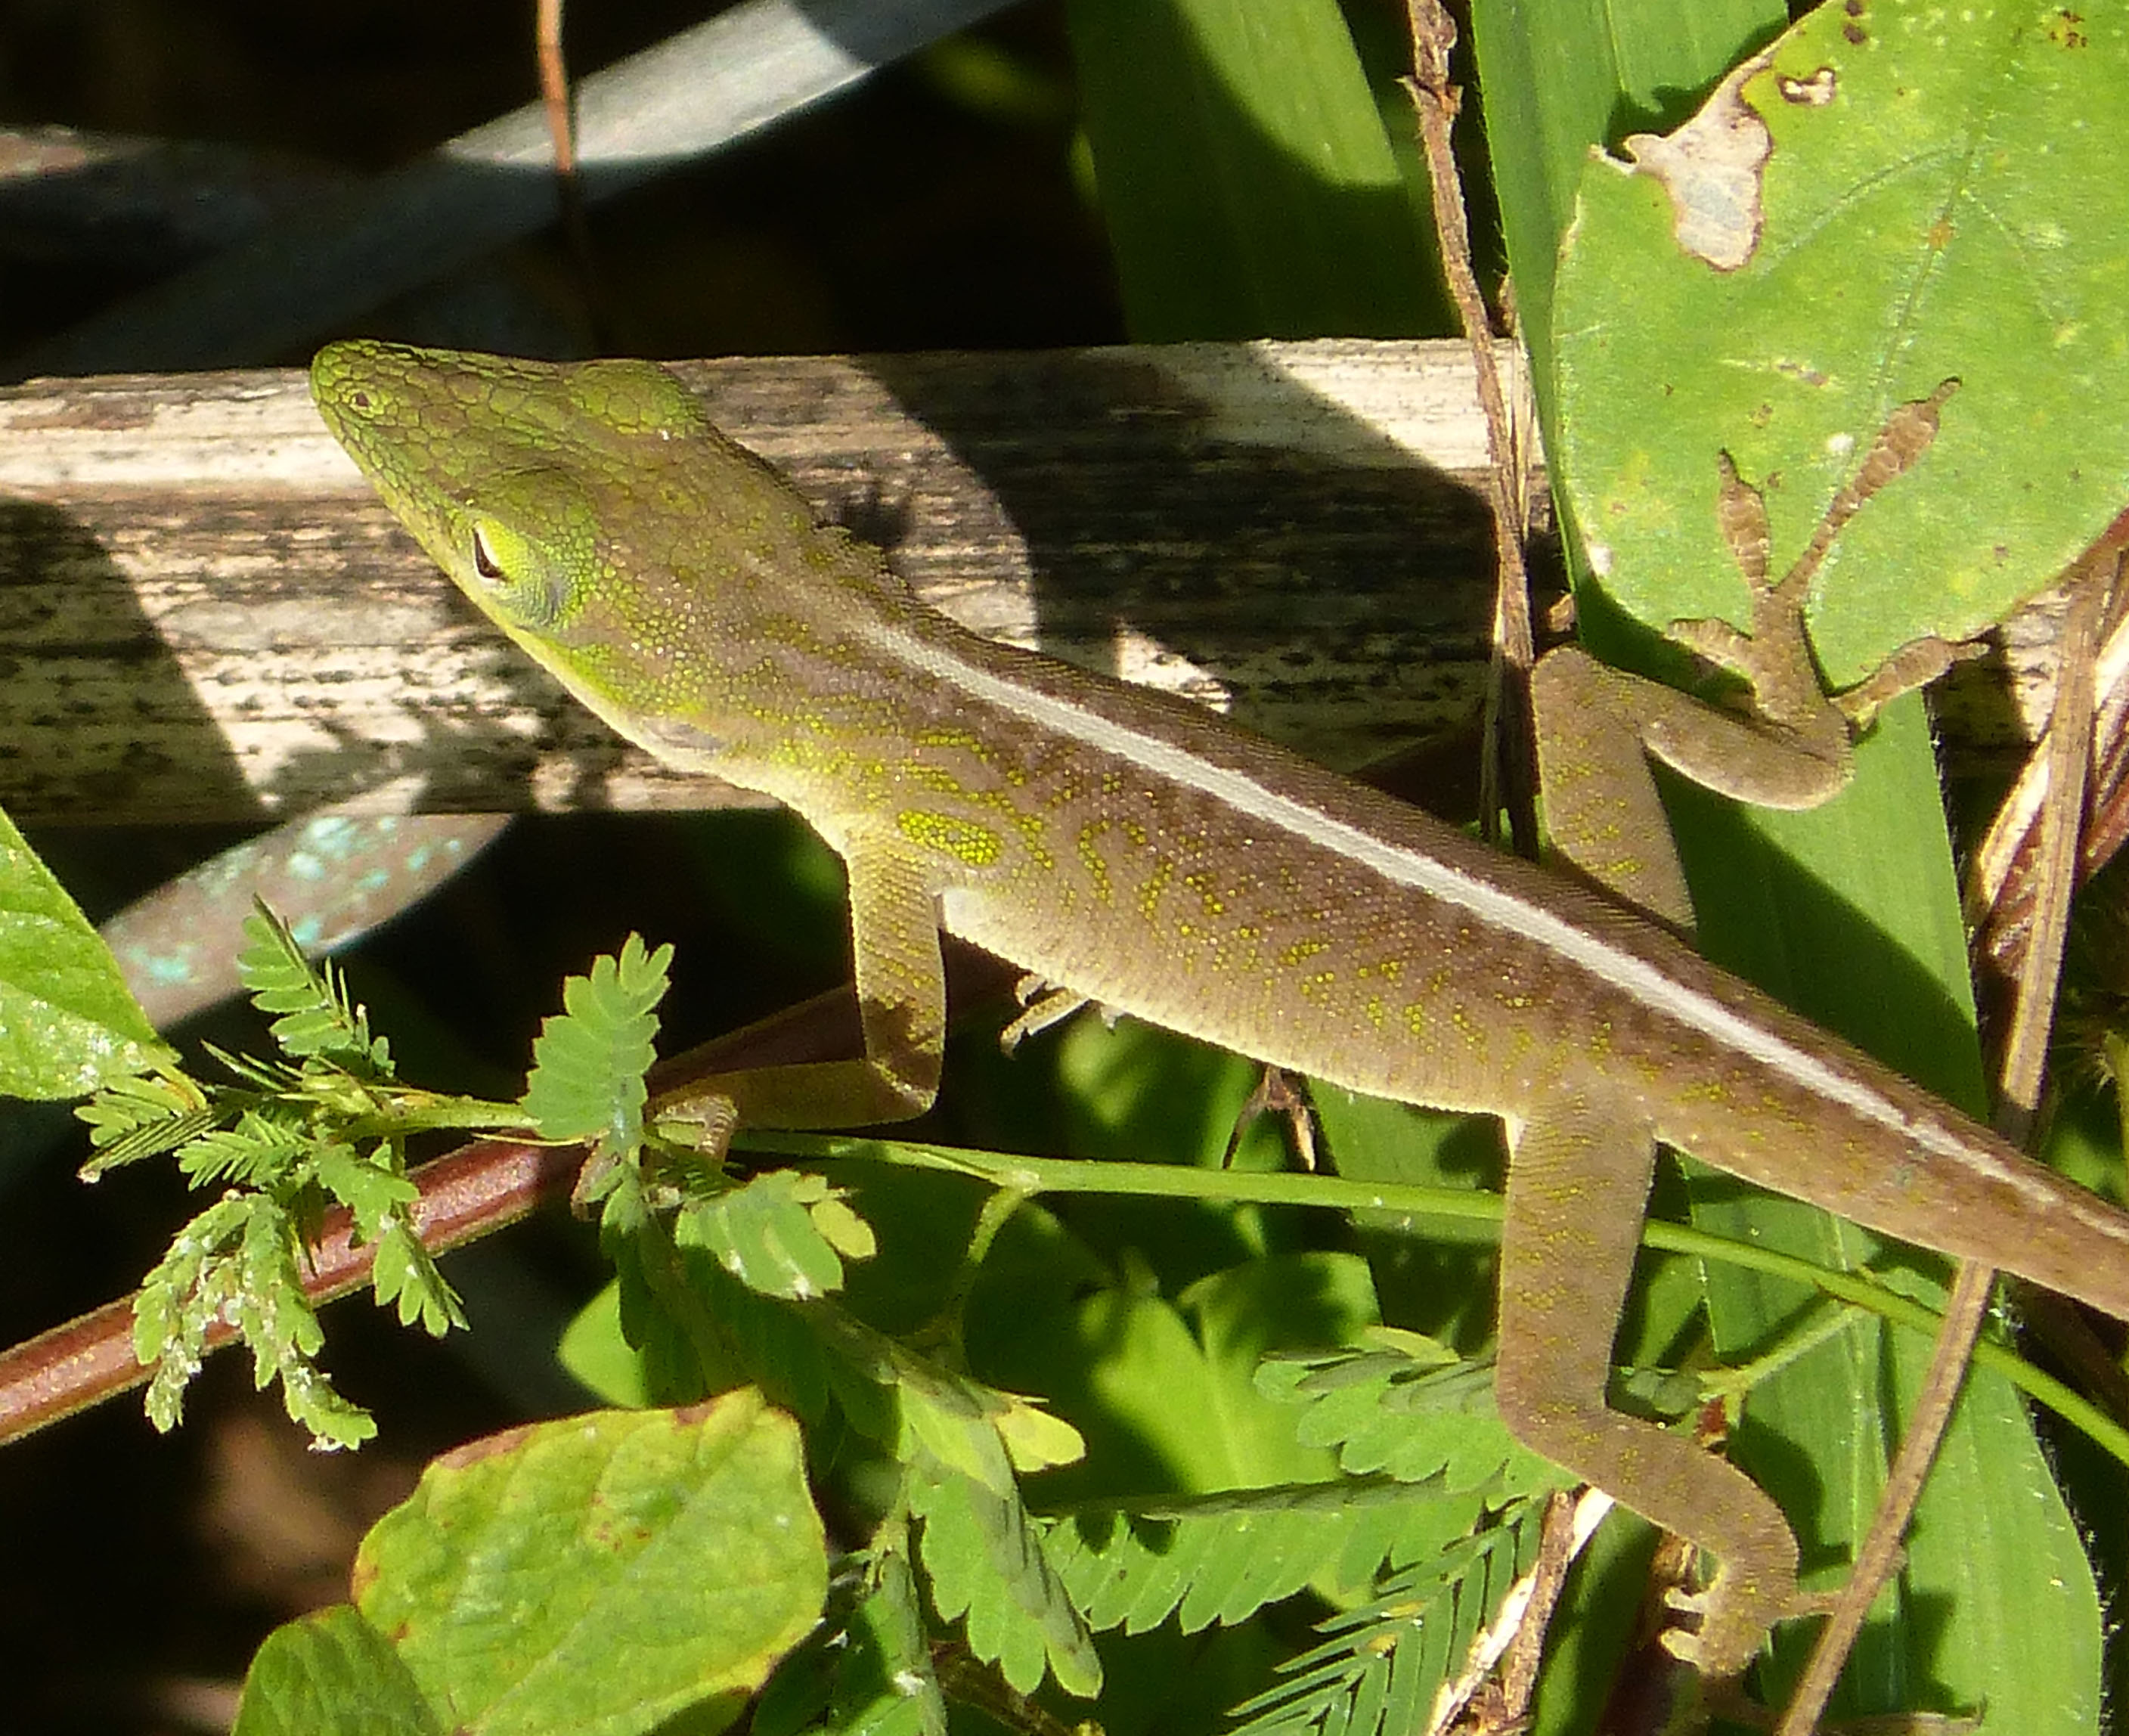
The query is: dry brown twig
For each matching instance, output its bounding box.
[1403,0,1539,856]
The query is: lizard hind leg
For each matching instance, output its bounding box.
[1531,646,1853,933]
[1537,383,1979,937]
[1493,1096,1801,1679]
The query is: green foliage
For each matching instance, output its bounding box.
[1022,1339,1576,1724]
[0,799,173,1099]
[107,904,482,1446]
[134,1190,377,1447]
[680,1168,877,1300]
[597,1244,1105,1705]
[522,933,670,1148]
[1045,1478,1486,1635]
[73,1065,216,1167]
[1466,0,1783,422]
[1256,1331,1563,1493]
[753,1537,945,1736]
[235,1395,829,1736]
[70,904,1609,1734]
[1227,1502,1551,1736]
[907,1464,1102,1700]
[655,1243,847,1424]
[79,916,688,1444]
[237,901,392,1074]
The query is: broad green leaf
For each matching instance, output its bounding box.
[1064,0,1444,340]
[355,1395,826,1736]
[0,802,170,1098]
[1554,1,2129,685]
[232,1605,441,1736]
[557,1281,652,1409]
[1468,0,1785,418]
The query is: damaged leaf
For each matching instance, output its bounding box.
[1554,1,2129,685]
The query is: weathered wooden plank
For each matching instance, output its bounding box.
[0,338,1533,825]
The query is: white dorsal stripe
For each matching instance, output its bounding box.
[860,615,2030,1188]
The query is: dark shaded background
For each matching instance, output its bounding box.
[0,4,1132,1728]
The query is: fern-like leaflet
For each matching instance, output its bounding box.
[1225,1499,1551,1736]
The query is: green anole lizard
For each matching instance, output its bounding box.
[311,339,2129,1684]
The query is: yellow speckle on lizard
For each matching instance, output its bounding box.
[897,811,1003,866]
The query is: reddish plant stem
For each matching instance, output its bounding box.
[0,1137,581,1446]
[0,978,891,1448]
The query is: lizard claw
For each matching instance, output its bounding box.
[1653,1558,1799,1681]
[999,975,1091,1050]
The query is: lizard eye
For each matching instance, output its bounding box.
[470,522,506,581]
[463,513,571,628]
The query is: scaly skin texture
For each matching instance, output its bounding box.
[312,340,2129,1681]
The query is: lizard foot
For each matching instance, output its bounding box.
[1656,1555,1802,1681]
[999,976,1092,1050]
[1000,975,1124,1051]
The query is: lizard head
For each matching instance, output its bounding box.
[311,339,885,777]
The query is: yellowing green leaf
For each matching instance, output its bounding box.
[355,1394,826,1736]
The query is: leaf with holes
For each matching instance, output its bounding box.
[1554,2,2129,685]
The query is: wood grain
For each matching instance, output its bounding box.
[0,339,1531,824]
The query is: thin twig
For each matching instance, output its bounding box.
[1773,1263,1993,1736]
[536,0,575,176]
[1402,0,1539,855]
[534,0,610,343]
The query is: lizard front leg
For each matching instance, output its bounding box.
[1495,1095,1800,1678]
[652,842,947,1159]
